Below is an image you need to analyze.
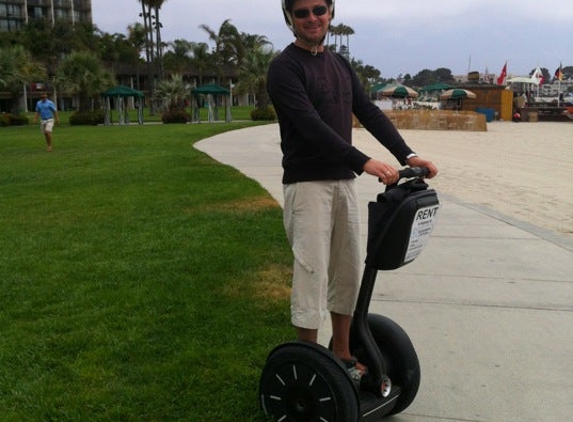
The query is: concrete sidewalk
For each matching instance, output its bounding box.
[196,124,573,422]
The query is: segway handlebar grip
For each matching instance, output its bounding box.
[398,167,429,179]
[378,167,428,184]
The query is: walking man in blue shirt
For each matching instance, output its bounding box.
[34,93,60,152]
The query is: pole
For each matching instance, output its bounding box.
[53,83,57,110]
[23,83,28,113]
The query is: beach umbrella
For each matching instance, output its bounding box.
[439,89,476,100]
[378,84,419,98]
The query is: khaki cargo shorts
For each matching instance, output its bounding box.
[283,179,362,329]
[40,118,55,133]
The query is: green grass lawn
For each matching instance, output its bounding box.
[0,121,292,421]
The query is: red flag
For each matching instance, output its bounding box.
[497,62,507,85]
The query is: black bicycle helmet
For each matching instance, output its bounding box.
[281,0,334,33]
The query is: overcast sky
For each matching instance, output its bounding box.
[92,0,572,78]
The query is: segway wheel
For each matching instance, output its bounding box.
[259,341,360,422]
[364,314,421,415]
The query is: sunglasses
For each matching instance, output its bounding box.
[292,5,328,19]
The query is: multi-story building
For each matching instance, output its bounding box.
[0,0,92,31]
[1,1,93,111]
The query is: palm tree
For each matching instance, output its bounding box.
[0,45,46,112]
[349,58,381,94]
[137,1,152,67]
[127,22,147,53]
[138,0,168,68]
[148,0,169,81]
[20,19,61,69]
[189,42,211,86]
[327,24,341,51]
[326,23,354,58]
[154,73,190,111]
[235,33,272,68]
[199,19,240,84]
[55,51,115,111]
[342,24,354,58]
[127,22,148,90]
[70,22,102,53]
[138,0,169,112]
[98,32,139,72]
[235,46,276,110]
[163,39,193,74]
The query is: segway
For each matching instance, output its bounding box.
[259,167,440,422]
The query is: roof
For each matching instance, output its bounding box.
[420,82,455,92]
[102,85,144,97]
[506,77,540,86]
[192,83,230,95]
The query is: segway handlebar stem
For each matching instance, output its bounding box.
[354,166,437,391]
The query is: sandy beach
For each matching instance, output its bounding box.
[353,121,573,239]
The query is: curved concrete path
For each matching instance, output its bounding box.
[196,124,573,422]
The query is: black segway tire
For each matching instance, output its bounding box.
[364,314,420,415]
[259,341,360,422]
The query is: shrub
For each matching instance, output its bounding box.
[69,109,106,126]
[0,113,29,127]
[10,114,29,126]
[0,113,11,127]
[250,106,276,121]
[161,109,191,124]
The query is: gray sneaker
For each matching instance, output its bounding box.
[342,358,367,381]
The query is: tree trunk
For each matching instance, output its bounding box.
[256,80,269,109]
[154,6,164,83]
[78,92,90,112]
[142,3,156,115]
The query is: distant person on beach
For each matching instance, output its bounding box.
[514,93,526,110]
[267,0,438,381]
[33,92,59,152]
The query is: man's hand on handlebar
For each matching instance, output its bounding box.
[363,158,400,185]
[406,156,438,178]
[363,156,438,185]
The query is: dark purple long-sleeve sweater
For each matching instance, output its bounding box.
[267,43,414,184]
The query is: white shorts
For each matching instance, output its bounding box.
[40,119,54,133]
[283,179,362,329]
